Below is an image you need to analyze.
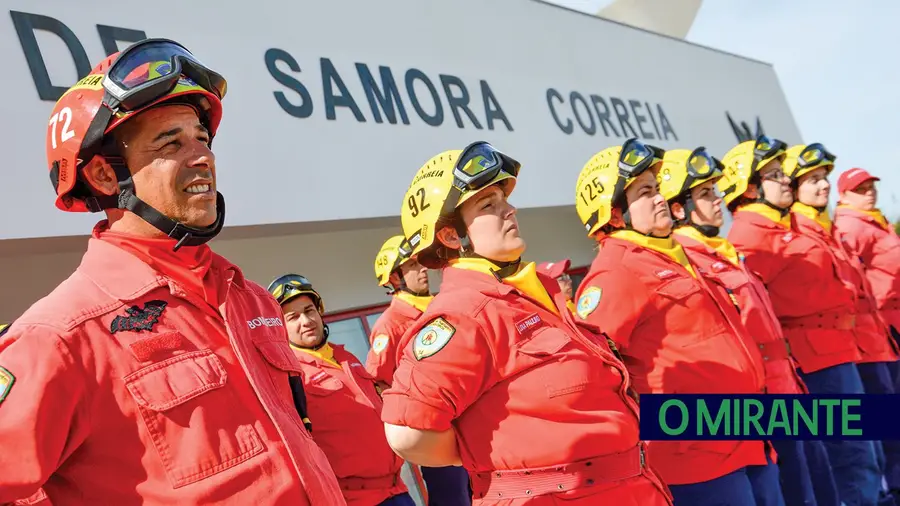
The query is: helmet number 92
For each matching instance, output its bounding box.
[408,187,431,218]
[580,177,605,206]
[48,107,76,149]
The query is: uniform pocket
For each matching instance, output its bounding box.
[304,371,345,397]
[124,349,264,488]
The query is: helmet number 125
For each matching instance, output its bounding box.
[48,107,76,149]
[580,176,605,206]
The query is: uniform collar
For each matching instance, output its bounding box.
[674,226,740,266]
[792,202,833,234]
[395,290,433,313]
[836,204,891,230]
[442,259,568,316]
[79,221,244,303]
[738,203,792,229]
[610,229,696,277]
[292,342,341,368]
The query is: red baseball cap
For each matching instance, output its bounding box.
[838,168,880,194]
[536,258,571,278]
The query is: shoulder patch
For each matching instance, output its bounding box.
[372,334,390,354]
[413,318,456,360]
[0,365,15,405]
[576,286,603,320]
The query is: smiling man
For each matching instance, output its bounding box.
[0,39,344,505]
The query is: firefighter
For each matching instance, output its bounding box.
[658,146,831,506]
[267,274,415,506]
[369,237,471,506]
[784,145,900,504]
[834,168,900,500]
[722,135,881,506]
[0,39,344,504]
[368,235,434,388]
[381,141,672,505]
[535,259,576,314]
[573,139,783,506]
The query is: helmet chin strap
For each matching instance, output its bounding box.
[84,157,226,251]
[751,174,791,217]
[617,199,671,239]
[388,276,430,297]
[678,195,721,238]
[453,219,521,279]
[294,324,330,351]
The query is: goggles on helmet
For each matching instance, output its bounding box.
[611,138,665,204]
[102,38,227,113]
[441,141,521,214]
[796,143,835,169]
[750,135,787,173]
[678,146,723,196]
[268,274,316,306]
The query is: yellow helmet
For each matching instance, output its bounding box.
[783,143,836,182]
[401,141,520,268]
[718,135,788,205]
[374,235,413,287]
[658,147,724,203]
[575,138,665,237]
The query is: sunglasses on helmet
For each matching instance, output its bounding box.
[796,143,835,169]
[611,138,665,204]
[750,135,787,173]
[268,274,316,305]
[103,38,227,113]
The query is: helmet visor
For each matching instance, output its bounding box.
[611,138,664,205]
[453,141,521,192]
[104,39,227,112]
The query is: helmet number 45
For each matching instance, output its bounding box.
[48,107,76,149]
[408,187,431,218]
[580,176,605,205]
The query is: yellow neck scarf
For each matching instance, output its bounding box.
[450,257,559,315]
[395,290,433,313]
[839,204,890,230]
[740,203,792,229]
[292,342,341,368]
[792,202,833,234]
[674,226,740,266]
[611,230,696,277]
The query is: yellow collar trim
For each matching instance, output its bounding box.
[740,203,792,229]
[611,230,696,277]
[395,291,433,313]
[450,257,559,315]
[674,226,740,266]
[292,342,340,368]
[792,202,832,234]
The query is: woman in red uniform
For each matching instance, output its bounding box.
[381,141,671,505]
[721,135,881,506]
[657,146,830,506]
[572,139,781,506]
[783,144,900,504]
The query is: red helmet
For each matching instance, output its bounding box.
[47,39,225,213]
[46,39,228,250]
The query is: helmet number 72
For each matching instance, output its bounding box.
[48,107,76,149]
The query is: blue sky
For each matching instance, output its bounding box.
[547,0,900,219]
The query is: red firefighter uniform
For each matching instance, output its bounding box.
[792,203,899,363]
[834,205,900,336]
[575,232,770,486]
[0,224,345,505]
[727,204,864,373]
[674,227,806,394]
[292,342,408,505]
[366,291,432,386]
[382,259,672,505]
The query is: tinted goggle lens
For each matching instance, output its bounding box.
[688,151,715,178]
[798,143,834,167]
[621,142,653,168]
[454,142,520,190]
